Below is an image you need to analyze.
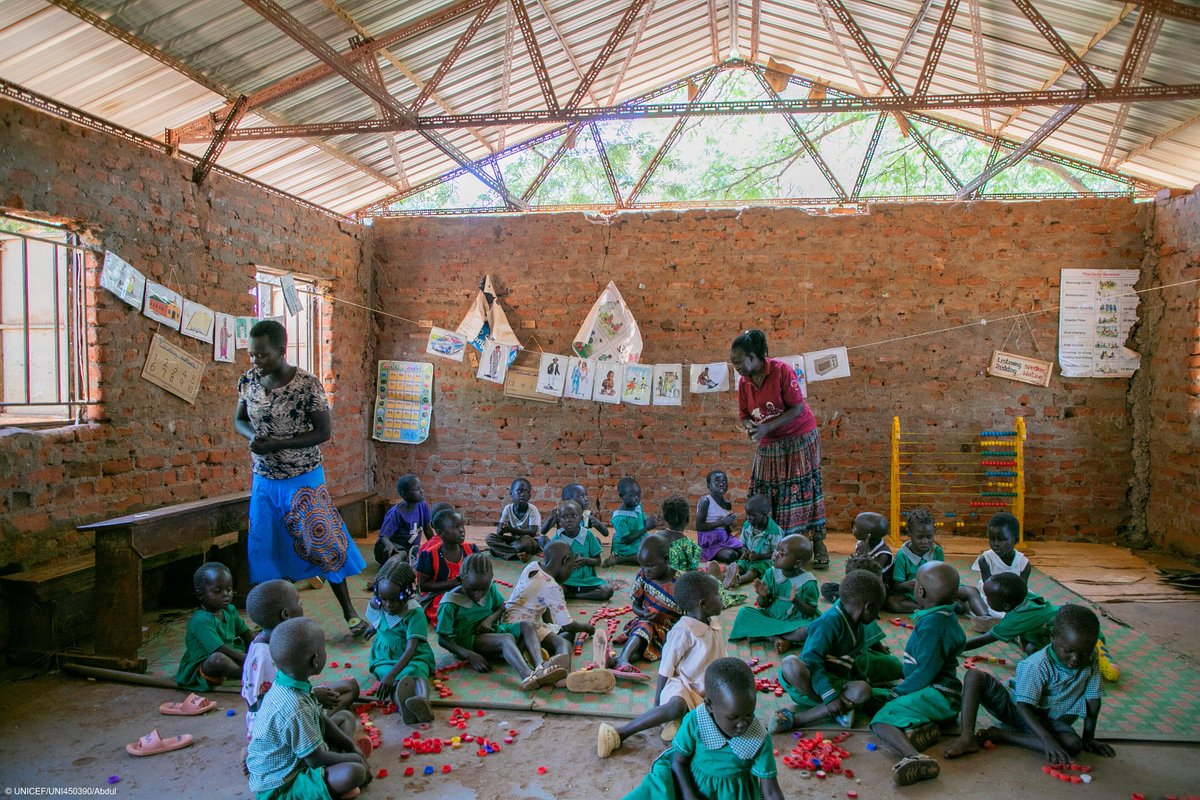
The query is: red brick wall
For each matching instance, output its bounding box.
[371,202,1147,542]
[1144,188,1200,557]
[0,98,374,571]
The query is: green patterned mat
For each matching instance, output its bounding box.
[141,543,1200,742]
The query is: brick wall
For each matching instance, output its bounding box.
[1143,188,1200,556]
[0,98,375,573]
[371,202,1148,543]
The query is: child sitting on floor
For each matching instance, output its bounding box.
[725,494,782,588]
[247,618,371,800]
[539,483,610,539]
[695,469,743,569]
[943,604,1117,764]
[822,511,891,602]
[660,495,747,610]
[502,540,590,673]
[973,512,1030,616]
[598,571,726,756]
[243,581,360,746]
[612,534,681,677]
[965,573,1120,681]
[486,477,542,561]
[773,569,902,733]
[729,535,819,653]
[605,476,663,567]
[176,562,254,692]
[436,553,565,691]
[368,556,437,724]
[869,561,967,786]
[621,658,785,800]
[887,509,988,618]
[552,499,614,601]
[415,507,479,627]
[376,474,433,566]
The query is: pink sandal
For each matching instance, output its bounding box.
[126,730,193,756]
[159,693,215,716]
[612,664,652,683]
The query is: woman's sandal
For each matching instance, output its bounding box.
[812,551,831,570]
[345,616,373,639]
[565,667,616,693]
[770,708,796,734]
[612,664,652,683]
[907,721,942,752]
[892,754,941,786]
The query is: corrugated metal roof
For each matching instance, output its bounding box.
[1,0,1197,216]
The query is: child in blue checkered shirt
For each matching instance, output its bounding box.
[943,603,1116,765]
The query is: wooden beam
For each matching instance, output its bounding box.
[707,0,721,64]
[1117,109,1200,165]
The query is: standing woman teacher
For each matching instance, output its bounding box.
[730,329,829,569]
[234,320,369,635]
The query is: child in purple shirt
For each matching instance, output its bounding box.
[376,474,433,565]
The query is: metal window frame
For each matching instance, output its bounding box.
[253,268,326,377]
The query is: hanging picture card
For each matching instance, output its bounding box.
[426,326,468,362]
[565,356,596,400]
[476,340,514,385]
[213,313,236,363]
[778,354,809,397]
[234,317,253,349]
[100,251,146,308]
[988,350,1053,387]
[142,281,182,329]
[141,333,203,403]
[536,353,568,397]
[622,363,653,405]
[652,364,683,406]
[180,299,215,343]
[689,362,730,394]
[592,363,623,404]
[804,347,851,382]
[279,273,304,316]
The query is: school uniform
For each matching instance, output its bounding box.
[891,543,945,602]
[246,672,330,800]
[729,568,819,640]
[175,604,250,691]
[870,603,965,730]
[734,519,783,578]
[971,643,1103,739]
[611,505,650,558]
[973,548,1030,616]
[658,616,728,710]
[368,603,437,681]
[781,601,869,707]
[990,593,1058,650]
[436,583,522,651]
[552,527,606,589]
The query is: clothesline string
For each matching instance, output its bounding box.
[327,277,1200,363]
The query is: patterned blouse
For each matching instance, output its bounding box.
[238,367,327,480]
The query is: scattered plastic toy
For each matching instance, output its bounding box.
[226,709,236,716]
[107,776,120,785]
[376,769,388,778]
[537,766,548,774]
[423,766,434,775]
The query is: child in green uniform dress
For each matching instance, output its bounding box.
[551,500,615,601]
[729,535,818,653]
[605,477,663,567]
[369,555,438,724]
[177,562,254,691]
[886,509,989,618]
[773,569,899,733]
[869,561,967,786]
[436,553,566,691]
[622,658,784,800]
[724,495,783,588]
[247,618,371,800]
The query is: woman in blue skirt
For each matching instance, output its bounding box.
[235,320,368,636]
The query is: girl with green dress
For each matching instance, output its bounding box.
[728,535,819,653]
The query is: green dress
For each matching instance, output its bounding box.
[368,602,437,681]
[734,519,783,578]
[611,505,649,558]
[175,604,249,691]
[435,583,523,651]
[891,542,945,601]
[666,535,746,608]
[624,705,776,800]
[553,528,606,588]
[728,568,819,640]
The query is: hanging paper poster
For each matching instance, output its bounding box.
[235,317,253,349]
[689,362,730,394]
[536,353,568,397]
[805,347,851,382]
[652,364,683,406]
[593,363,623,404]
[426,326,467,362]
[564,356,596,400]
[100,251,146,308]
[141,333,203,403]
[476,341,513,385]
[279,273,304,316]
[457,275,522,364]
[142,281,182,329]
[778,354,809,397]
[573,282,643,364]
[180,300,216,343]
[372,360,433,444]
[1058,268,1141,378]
[622,363,653,405]
[213,313,236,363]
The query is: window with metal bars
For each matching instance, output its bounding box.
[0,219,91,426]
[253,269,325,376]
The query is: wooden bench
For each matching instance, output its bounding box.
[19,489,382,672]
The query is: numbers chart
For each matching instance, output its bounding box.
[373,360,433,444]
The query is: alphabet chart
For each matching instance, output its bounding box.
[373,360,433,444]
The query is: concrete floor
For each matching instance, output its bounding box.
[1,535,1197,799]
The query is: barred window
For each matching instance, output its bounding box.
[253,269,325,376]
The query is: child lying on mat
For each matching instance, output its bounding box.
[598,571,726,757]
[247,618,371,800]
[176,562,254,692]
[944,604,1116,765]
[436,553,565,691]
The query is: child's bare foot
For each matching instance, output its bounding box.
[723,563,740,589]
[706,561,723,578]
[773,637,793,654]
[943,733,981,759]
